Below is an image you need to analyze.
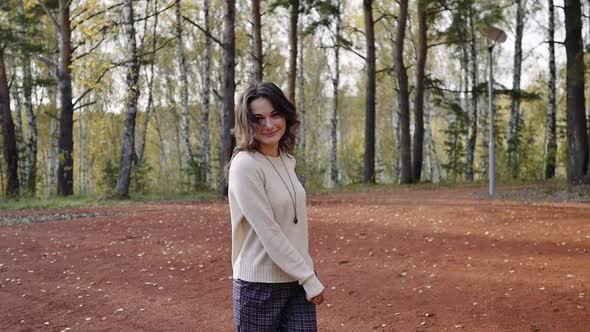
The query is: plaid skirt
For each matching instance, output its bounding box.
[233,279,317,332]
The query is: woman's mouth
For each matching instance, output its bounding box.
[262,130,279,137]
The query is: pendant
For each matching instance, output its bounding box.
[294,217,298,224]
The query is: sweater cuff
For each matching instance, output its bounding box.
[302,274,325,301]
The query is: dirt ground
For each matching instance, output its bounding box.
[1,186,589,332]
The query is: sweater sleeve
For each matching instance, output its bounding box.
[229,155,324,300]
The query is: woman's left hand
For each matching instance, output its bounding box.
[311,291,325,305]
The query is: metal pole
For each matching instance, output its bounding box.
[488,43,495,197]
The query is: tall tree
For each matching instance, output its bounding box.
[545,0,557,179]
[137,0,159,166]
[18,0,38,195]
[363,0,376,183]
[38,0,75,196]
[175,0,197,188]
[297,32,307,186]
[564,0,588,183]
[464,4,479,182]
[507,0,525,178]
[199,0,212,186]
[330,0,342,186]
[288,0,299,103]
[251,0,263,81]
[116,0,141,198]
[221,0,236,195]
[0,45,20,196]
[412,0,428,183]
[394,0,411,184]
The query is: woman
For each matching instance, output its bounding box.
[227,81,325,331]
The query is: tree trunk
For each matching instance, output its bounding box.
[464,6,479,182]
[11,57,26,189]
[424,92,441,183]
[18,0,37,195]
[297,33,306,187]
[154,110,167,180]
[137,0,159,165]
[221,0,236,195]
[412,0,427,183]
[116,0,141,198]
[394,0,411,184]
[199,0,212,186]
[175,0,196,188]
[545,0,557,179]
[288,0,299,103]
[251,0,263,82]
[330,0,341,186]
[48,88,58,196]
[78,102,86,194]
[56,0,74,196]
[564,0,588,183]
[507,0,525,178]
[363,0,376,183]
[0,47,20,197]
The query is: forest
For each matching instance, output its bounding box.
[0,0,589,199]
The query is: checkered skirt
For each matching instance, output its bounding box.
[233,279,317,331]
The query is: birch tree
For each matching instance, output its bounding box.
[116,0,141,198]
[330,0,342,186]
[17,0,39,195]
[507,0,525,178]
[175,0,198,188]
[199,0,212,186]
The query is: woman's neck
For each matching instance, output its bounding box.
[258,144,280,157]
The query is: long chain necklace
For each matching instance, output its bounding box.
[260,152,299,224]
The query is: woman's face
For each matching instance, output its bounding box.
[250,97,286,151]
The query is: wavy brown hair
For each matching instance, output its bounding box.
[225,82,300,179]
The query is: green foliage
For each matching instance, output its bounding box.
[441,102,468,182]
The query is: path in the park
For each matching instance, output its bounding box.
[1,187,589,331]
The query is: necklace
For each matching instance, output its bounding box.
[260,151,299,224]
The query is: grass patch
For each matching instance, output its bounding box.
[0,190,219,211]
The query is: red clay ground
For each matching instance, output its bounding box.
[1,186,589,331]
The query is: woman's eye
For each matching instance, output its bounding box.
[272,113,280,118]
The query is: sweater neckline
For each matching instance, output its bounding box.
[257,150,282,161]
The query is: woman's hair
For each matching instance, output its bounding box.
[224,82,300,181]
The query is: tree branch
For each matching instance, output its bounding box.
[137,37,175,58]
[37,55,58,69]
[74,100,97,111]
[73,2,124,27]
[74,34,109,61]
[73,65,113,106]
[37,0,60,32]
[183,15,224,47]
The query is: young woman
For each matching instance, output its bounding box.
[227,81,325,331]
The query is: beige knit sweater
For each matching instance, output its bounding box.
[228,150,324,301]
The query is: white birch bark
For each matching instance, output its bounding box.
[175,0,196,189]
[116,0,141,198]
[199,0,212,186]
[297,32,306,187]
[508,0,525,178]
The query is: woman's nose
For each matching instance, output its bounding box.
[262,118,273,129]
